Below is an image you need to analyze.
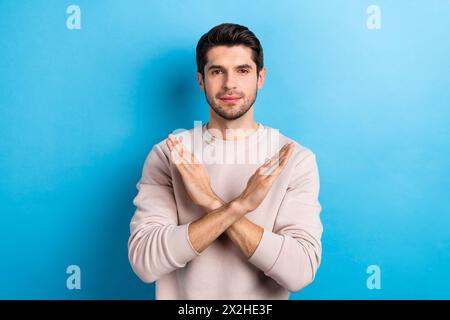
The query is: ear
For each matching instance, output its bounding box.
[257,67,267,90]
[197,72,205,92]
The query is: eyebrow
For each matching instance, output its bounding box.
[207,64,253,71]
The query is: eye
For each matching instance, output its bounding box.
[238,69,250,74]
[211,69,223,75]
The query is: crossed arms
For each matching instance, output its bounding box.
[128,134,323,292]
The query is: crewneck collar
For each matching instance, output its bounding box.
[203,123,265,146]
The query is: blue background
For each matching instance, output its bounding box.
[1,0,449,299]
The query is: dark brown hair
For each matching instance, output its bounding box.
[196,23,264,78]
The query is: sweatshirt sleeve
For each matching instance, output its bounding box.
[128,143,200,283]
[248,150,323,292]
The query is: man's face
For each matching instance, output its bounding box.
[198,45,266,120]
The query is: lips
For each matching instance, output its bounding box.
[220,96,241,102]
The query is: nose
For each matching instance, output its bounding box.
[223,73,237,91]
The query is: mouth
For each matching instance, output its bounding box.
[219,96,242,104]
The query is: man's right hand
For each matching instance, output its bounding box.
[235,142,295,213]
[166,134,222,212]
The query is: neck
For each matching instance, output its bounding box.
[207,107,259,140]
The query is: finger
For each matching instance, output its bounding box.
[261,148,285,169]
[168,135,185,158]
[170,135,199,165]
[269,142,292,162]
[167,138,184,166]
[278,142,293,157]
[171,147,184,166]
[260,159,280,176]
[168,135,187,166]
[267,144,295,178]
[260,143,291,173]
[261,143,294,176]
[166,135,174,152]
[176,138,196,165]
[168,134,182,148]
[274,143,294,168]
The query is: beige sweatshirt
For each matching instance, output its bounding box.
[128,123,323,299]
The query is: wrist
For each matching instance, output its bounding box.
[204,194,225,212]
[230,196,250,216]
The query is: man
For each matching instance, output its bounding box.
[128,23,323,299]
